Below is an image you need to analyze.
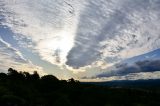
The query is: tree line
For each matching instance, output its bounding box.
[0,68,160,106]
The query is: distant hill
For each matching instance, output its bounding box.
[83,79,160,88]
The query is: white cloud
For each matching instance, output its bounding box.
[0,37,45,75]
[81,71,160,82]
[1,0,160,79]
[1,0,86,66]
[66,0,160,70]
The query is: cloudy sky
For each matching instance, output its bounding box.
[0,0,160,81]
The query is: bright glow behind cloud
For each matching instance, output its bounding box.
[1,0,85,66]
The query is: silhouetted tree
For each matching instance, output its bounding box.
[41,75,59,82]
[40,75,60,91]
[0,73,7,81]
[68,78,79,84]
[7,68,25,80]
[31,71,40,80]
[0,68,159,106]
[23,72,31,80]
[8,68,18,76]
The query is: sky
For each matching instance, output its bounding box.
[0,0,160,81]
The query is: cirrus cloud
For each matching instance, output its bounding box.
[0,37,45,75]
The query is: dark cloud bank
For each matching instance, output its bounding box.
[97,59,160,78]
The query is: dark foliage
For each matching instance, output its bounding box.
[0,68,160,106]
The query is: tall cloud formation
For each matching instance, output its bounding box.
[0,0,160,79]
